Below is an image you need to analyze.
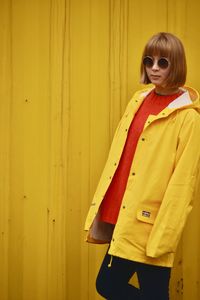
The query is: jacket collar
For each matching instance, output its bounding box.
[167,90,192,108]
[139,86,196,110]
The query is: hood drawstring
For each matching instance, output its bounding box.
[108,255,113,268]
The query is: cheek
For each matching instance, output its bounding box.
[163,68,170,79]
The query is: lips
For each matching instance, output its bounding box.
[150,75,161,79]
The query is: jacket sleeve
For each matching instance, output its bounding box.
[146,109,200,258]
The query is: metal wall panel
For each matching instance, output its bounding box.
[0,0,200,299]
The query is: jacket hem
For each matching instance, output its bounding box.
[108,247,174,268]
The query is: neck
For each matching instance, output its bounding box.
[155,86,180,95]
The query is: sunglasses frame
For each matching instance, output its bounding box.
[143,56,170,69]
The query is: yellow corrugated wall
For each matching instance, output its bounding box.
[0,0,200,299]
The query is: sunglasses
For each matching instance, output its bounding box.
[143,56,170,69]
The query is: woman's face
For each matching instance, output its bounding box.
[144,55,170,88]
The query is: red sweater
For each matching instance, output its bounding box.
[99,89,182,224]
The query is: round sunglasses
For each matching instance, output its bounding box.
[143,56,170,69]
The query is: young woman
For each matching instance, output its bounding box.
[84,32,200,299]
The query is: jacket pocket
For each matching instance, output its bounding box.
[136,206,158,225]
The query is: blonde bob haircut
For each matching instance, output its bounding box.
[140,32,187,88]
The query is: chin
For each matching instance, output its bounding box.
[151,81,163,87]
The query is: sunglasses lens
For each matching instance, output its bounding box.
[143,56,169,69]
[143,56,153,68]
[158,58,169,69]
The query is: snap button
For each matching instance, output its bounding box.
[141,138,145,141]
[123,206,126,209]
[132,172,136,176]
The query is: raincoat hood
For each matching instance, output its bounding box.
[140,85,200,112]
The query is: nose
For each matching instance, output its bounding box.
[152,60,159,70]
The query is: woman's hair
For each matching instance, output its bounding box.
[140,32,187,88]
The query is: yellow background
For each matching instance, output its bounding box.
[0,0,200,299]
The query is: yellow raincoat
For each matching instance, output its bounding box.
[84,85,200,267]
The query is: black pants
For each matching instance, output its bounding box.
[96,251,171,300]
